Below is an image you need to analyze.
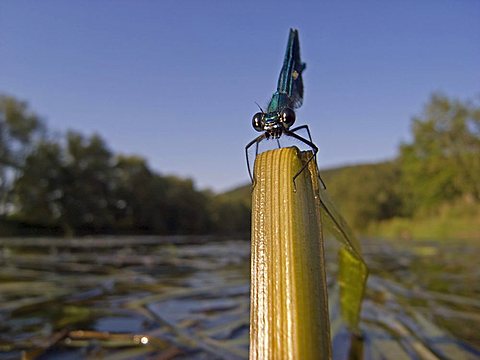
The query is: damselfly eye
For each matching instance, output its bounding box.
[252,112,265,132]
[280,108,296,128]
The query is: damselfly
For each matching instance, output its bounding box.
[245,29,325,188]
[246,30,368,328]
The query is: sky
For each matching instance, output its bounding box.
[1,0,479,192]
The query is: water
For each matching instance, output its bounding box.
[0,236,478,359]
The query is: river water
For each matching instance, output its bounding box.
[0,236,479,359]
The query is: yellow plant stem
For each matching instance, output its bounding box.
[250,147,331,359]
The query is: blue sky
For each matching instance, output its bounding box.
[1,0,479,191]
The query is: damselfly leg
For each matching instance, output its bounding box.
[289,124,313,142]
[289,125,327,189]
[284,130,318,191]
[245,133,267,185]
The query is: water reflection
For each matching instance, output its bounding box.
[0,237,478,359]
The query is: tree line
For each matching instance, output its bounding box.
[2,93,478,237]
[322,93,480,232]
[218,93,480,236]
[0,94,249,236]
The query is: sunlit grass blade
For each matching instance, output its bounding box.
[250,147,331,359]
[304,154,368,331]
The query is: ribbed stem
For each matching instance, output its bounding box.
[250,147,331,360]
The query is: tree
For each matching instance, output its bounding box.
[112,155,169,233]
[62,132,116,233]
[12,141,63,227]
[0,95,45,215]
[14,132,116,235]
[163,176,213,234]
[399,94,480,214]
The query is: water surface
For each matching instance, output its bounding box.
[0,236,478,359]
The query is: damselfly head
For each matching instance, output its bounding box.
[252,112,265,132]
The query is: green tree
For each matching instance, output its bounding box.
[12,141,63,227]
[0,95,45,214]
[163,176,212,234]
[62,132,116,233]
[107,155,213,234]
[112,155,169,233]
[14,132,116,235]
[399,94,480,214]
